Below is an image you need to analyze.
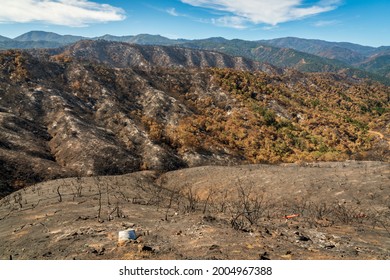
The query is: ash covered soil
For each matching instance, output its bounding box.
[0,161,389,260]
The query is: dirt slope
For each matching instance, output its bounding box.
[0,161,389,260]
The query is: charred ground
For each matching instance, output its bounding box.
[0,161,389,260]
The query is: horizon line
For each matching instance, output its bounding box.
[1,30,388,48]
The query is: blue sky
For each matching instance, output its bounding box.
[0,0,389,46]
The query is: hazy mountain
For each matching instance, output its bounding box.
[259,37,376,64]
[0,40,388,196]
[0,40,63,49]
[258,37,390,79]
[2,32,186,49]
[0,31,84,50]
[127,34,187,45]
[93,34,135,42]
[180,37,346,70]
[0,35,11,42]
[357,54,390,78]
[178,38,390,84]
[377,46,390,53]
[184,36,389,81]
[14,31,85,44]
[1,31,390,82]
[94,34,188,45]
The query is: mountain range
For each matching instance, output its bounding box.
[1,39,388,198]
[1,31,389,83]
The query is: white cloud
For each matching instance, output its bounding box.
[0,0,126,27]
[181,0,341,26]
[166,8,179,17]
[211,16,248,29]
[314,20,339,27]
[262,25,279,31]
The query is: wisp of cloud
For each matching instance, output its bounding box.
[181,0,341,27]
[0,0,126,27]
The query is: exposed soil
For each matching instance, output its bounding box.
[0,161,389,260]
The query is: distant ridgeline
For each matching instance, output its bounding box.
[0,31,389,84]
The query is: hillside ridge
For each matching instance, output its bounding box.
[1,31,389,83]
[0,40,388,198]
